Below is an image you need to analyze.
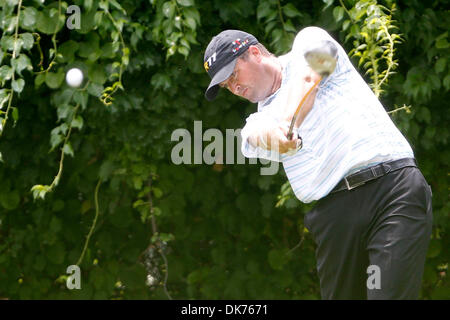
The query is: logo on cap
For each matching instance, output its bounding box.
[232,38,249,53]
[204,52,217,72]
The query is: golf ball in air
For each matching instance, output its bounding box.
[66,68,83,87]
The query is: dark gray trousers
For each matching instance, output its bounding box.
[304,166,433,299]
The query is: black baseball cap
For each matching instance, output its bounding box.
[204,30,259,101]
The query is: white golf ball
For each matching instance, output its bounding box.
[66,68,83,87]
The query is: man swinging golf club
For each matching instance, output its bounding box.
[203,26,433,300]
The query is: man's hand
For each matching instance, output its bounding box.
[248,123,302,154]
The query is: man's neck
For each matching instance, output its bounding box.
[269,56,283,96]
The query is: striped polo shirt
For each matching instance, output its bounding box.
[240,26,414,203]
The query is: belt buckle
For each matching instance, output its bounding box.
[344,176,365,190]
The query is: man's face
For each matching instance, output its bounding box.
[219,46,273,103]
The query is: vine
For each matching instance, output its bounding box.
[136,177,173,300]
[34,0,63,75]
[151,0,201,60]
[98,0,129,106]
[0,0,23,139]
[76,179,102,266]
[339,0,402,97]
[30,101,81,200]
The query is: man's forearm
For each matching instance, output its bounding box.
[247,129,269,150]
[283,66,321,129]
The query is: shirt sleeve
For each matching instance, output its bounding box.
[292,26,339,57]
[240,111,283,162]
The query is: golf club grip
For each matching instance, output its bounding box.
[286,76,322,140]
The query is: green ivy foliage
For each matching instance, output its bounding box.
[0,0,448,300]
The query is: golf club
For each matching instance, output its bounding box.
[286,40,338,141]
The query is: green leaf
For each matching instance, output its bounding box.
[343,19,351,31]
[443,74,450,90]
[12,79,25,93]
[152,187,163,198]
[323,0,335,11]
[183,17,196,30]
[0,191,20,210]
[333,6,345,22]
[435,32,449,49]
[0,35,15,52]
[177,0,194,6]
[178,46,189,57]
[78,34,100,60]
[50,133,64,150]
[271,29,283,46]
[0,89,9,110]
[78,7,98,34]
[36,6,65,35]
[63,143,74,157]
[434,57,446,73]
[283,4,302,18]
[133,199,146,209]
[268,249,290,270]
[84,0,94,11]
[132,176,143,190]
[20,7,37,30]
[427,239,441,258]
[257,2,273,20]
[87,82,104,97]
[0,66,14,84]
[99,160,116,181]
[99,0,109,11]
[45,70,65,89]
[20,33,34,50]
[152,207,162,216]
[35,73,45,87]
[74,91,89,110]
[11,54,32,76]
[109,0,126,13]
[3,16,18,34]
[71,115,84,130]
[159,233,175,242]
[162,2,175,19]
[183,7,200,25]
[429,74,441,90]
[187,269,203,284]
[88,63,107,84]
[30,184,51,200]
[51,123,68,136]
[54,88,74,108]
[58,41,79,62]
[417,107,431,124]
[283,20,297,33]
[6,0,19,5]
[12,107,18,122]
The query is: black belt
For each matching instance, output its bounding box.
[330,158,417,194]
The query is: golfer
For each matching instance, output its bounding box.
[203,26,433,299]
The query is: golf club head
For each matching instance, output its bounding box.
[304,40,338,77]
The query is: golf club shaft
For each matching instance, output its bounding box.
[286,76,322,140]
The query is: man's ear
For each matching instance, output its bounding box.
[248,45,262,62]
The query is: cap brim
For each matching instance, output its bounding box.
[204,58,238,101]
